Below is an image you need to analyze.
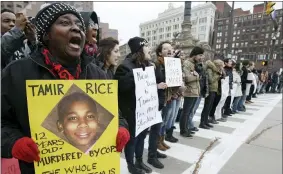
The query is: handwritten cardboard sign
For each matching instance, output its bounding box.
[1,158,20,174]
[133,66,162,137]
[26,80,119,174]
[164,57,183,87]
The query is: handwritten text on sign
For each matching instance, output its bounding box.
[133,66,162,137]
[164,57,182,87]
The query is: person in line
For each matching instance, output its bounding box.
[232,62,243,113]
[115,37,162,173]
[222,58,234,116]
[271,71,279,93]
[1,9,37,70]
[155,41,178,150]
[238,60,254,111]
[191,54,209,131]
[95,37,120,79]
[165,49,185,142]
[57,92,100,152]
[1,3,129,173]
[180,46,203,136]
[202,59,225,128]
[80,11,99,57]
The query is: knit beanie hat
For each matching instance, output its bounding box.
[35,2,86,44]
[189,46,204,57]
[128,37,148,53]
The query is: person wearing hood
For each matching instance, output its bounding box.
[95,37,120,79]
[1,3,129,173]
[201,59,225,128]
[80,11,99,57]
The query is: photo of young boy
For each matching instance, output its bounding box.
[41,84,114,153]
[56,92,99,152]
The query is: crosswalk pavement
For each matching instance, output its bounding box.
[120,94,282,174]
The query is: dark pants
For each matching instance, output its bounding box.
[223,96,232,114]
[201,92,216,124]
[125,129,148,165]
[148,122,162,158]
[179,97,198,133]
[209,93,221,118]
[247,85,254,101]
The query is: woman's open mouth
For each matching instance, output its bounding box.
[69,36,82,50]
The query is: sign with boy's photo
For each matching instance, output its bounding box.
[26,80,119,174]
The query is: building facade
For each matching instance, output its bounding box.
[213,6,283,63]
[97,17,118,40]
[139,2,216,48]
[1,1,45,17]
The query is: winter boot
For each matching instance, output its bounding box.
[135,158,152,173]
[147,155,164,169]
[157,151,167,158]
[157,136,167,151]
[128,164,145,174]
[161,136,170,149]
[165,127,178,143]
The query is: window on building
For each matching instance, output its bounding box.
[166,33,171,38]
[218,26,222,31]
[237,30,240,35]
[159,28,164,32]
[225,32,228,36]
[141,33,145,37]
[245,42,248,46]
[234,31,236,35]
[147,31,151,36]
[153,36,156,40]
[198,34,205,40]
[16,4,22,8]
[234,23,237,28]
[177,18,179,21]
[159,35,163,39]
[265,34,269,38]
[147,37,151,41]
[217,38,221,43]
[233,37,235,41]
[232,43,235,48]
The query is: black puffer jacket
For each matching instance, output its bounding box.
[241,66,253,91]
[1,48,128,173]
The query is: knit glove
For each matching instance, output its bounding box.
[12,137,40,163]
[116,127,130,152]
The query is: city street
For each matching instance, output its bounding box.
[120,94,282,174]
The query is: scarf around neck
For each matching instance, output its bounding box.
[42,48,81,79]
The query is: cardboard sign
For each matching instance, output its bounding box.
[133,67,162,137]
[164,57,183,87]
[26,80,119,174]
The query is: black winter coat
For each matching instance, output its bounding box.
[224,66,233,90]
[114,57,163,137]
[195,63,209,97]
[1,49,128,173]
[241,66,253,91]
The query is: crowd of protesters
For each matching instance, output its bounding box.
[1,3,282,174]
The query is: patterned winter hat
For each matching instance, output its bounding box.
[35,2,86,44]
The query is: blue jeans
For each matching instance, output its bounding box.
[179,97,198,132]
[187,97,201,129]
[232,96,241,112]
[125,129,148,165]
[160,101,173,136]
[238,91,247,111]
[166,98,181,129]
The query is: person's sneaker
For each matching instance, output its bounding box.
[157,151,167,158]
[147,158,164,169]
[128,165,145,174]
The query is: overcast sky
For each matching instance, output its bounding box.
[93,1,283,45]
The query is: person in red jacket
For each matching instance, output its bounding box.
[1,3,129,173]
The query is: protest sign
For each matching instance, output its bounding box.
[26,80,119,174]
[133,66,162,137]
[164,57,183,87]
[1,158,20,174]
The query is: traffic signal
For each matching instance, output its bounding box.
[262,61,268,66]
[265,2,276,15]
